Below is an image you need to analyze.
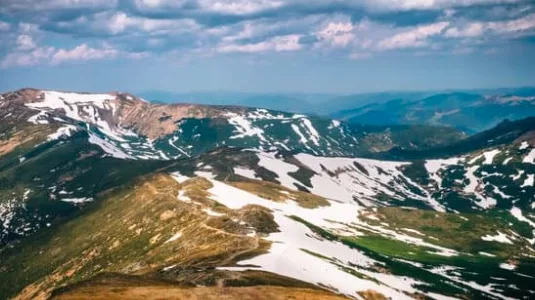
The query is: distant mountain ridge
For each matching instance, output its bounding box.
[334,91,535,134]
[138,88,535,123]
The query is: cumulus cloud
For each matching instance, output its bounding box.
[487,12,535,32]
[0,0,117,12]
[359,0,524,11]
[378,21,449,50]
[1,44,133,68]
[444,12,535,38]
[217,34,302,53]
[16,35,36,50]
[445,22,485,37]
[134,0,188,10]
[315,22,355,48]
[1,47,55,68]
[0,0,534,67]
[51,44,119,64]
[52,11,200,36]
[198,0,284,15]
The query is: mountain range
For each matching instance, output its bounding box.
[139,88,535,134]
[1,88,535,300]
[334,92,535,134]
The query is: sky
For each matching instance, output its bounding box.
[0,0,535,94]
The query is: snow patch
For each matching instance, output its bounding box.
[481,231,514,244]
[47,125,77,141]
[61,197,93,204]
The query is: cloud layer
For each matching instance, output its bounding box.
[0,0,534,68]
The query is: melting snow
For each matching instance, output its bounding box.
[61,197,93,204]
[522,174,534,187]
[296,153,445,211]
[234,167,257,179]
[226,112,267,142]
[523,149,535,164]
[165,232,182,243]
[511,170,524,181]
[257,152,301,189]
[170,172,190,184]
[510,206,535,229]
[88,132,132,159]
[499,263,516,271]
[481,232,514,244]
[205,178,420,299]
[291,124,310,147]
[47,125,77,141]
[425,157,462,189]
[482,149,501,165]
[203,208,225,217]
[299,118,320,146]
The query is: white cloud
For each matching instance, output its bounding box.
[378,21,449,50]
[217,34,302,53]
[316,22,355,48]
[1,47,55,68]
[198,0,284,15]
[134,0,187,9]
[445,22,485,37]
[16,34,36,50]
[444,13,535,38]
[220,15,323,44]
[51,44,118,64]
[222,22,258,42]
[1,43,149,68]
[53,12,199,36]
[18,23,39,33]
[106,12,196,35]
[359,0,523,11]
[487,12,535,33]
[0,0,117,11]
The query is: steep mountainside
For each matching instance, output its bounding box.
[1,89,465,160]
[1,88,535,300]
[334,92,535,133]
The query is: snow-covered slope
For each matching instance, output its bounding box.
[1,88,384,159]
[2,88,469,161]
[222,139,535,216]
[168,170,535,300]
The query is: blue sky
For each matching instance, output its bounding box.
[1,0,535,93]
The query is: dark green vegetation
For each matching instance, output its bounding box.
[148,113,467,159]
[349,124,467,153]
[0,132,170,244]
[376,117,535,160]
[0,173,276,299]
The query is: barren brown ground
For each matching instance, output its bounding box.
[53,285,350,300]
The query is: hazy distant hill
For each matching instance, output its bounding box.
[334,91,535,133]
